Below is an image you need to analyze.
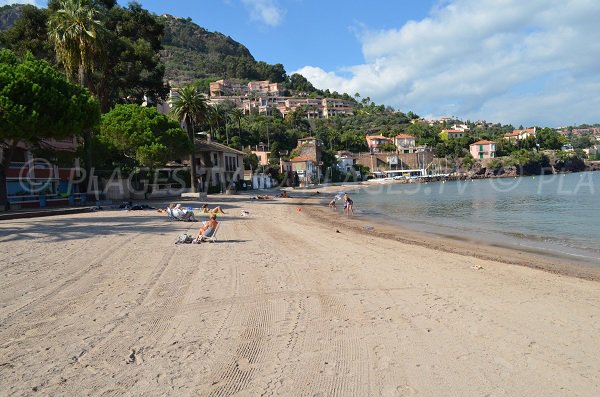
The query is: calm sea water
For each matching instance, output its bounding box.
[345,172,600,265]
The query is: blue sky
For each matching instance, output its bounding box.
[8,0,600,127]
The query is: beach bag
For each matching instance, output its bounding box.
[175,233,194,244]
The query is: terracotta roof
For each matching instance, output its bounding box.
[504,132,520,136]
[471,140,496,145]
[512,128,535,134]
[395,134,415,139]
[290,156,313,162]
[366,135,390,140]
[446,130,465,133]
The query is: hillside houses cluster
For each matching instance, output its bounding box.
[209,79,355,119]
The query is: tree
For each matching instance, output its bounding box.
[229,107,244,145]
[48,0,104,90]
[170,85,210,193]
[48,0,105,193]
[93,2,169,112]
[98,104,190,168]
[0,5,53,61]
[536,128,564,150]
[0,49,100,209]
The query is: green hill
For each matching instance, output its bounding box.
[0,5,286,88]
[0,4,24,31]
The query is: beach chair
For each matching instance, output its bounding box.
[199,222,220,243]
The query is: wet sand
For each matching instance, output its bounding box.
[0,193,599,396]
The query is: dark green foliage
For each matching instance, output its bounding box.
[0,49,100,144]
[95,2,169,111]
[536,127,564,150]
[0,5,53,61]
[0,49,100,206]
[504,149,550,175]
[98,104,190,168]
[0,2,168,113]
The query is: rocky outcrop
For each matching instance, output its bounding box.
[549,156,586,173]
[585,161,600,171]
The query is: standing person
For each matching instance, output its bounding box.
[344,194,354,215]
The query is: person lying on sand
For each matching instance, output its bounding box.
[201,204,227,214]
[251,195,272,200]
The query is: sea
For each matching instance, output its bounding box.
[340,172,600,266]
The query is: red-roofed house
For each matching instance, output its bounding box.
[290,156,317,185]
[394,134,416,154]
[504,127,536,142]
[470,140,496,159]
[366,135,393,154]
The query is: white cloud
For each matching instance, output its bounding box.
[0,0,40,6]
[241,0,284,27]
[294,0,600,127]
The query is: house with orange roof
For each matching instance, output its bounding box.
[289,137,323,184]
[469,140,496,159]
[503,127,536,142]
[366,135,393,154]
[394,134,417,154]
[290,156,317,185]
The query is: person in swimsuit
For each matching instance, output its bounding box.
[196,213,218,241]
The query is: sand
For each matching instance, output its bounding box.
[0,193,599,396]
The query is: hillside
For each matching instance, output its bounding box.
[0,5,286,88]
[159,15,261,86]
[0,4,23,30]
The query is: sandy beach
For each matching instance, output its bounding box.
[1,192,599,396]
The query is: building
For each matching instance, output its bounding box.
[470,140,497,159]
[289,156,317,185]
[335,151,356,173]
[2,137,85,209]
[366,135,393,154]
[503,127,536,142]
[321,98,355,118]
[209,79,284,98]
[193,138,245,193]
[444,129,468,140]
[249,144,271,166]
[394,134,416,153]
[291,137,323,182]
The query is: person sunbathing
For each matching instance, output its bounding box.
[201,204,227,214]
[195,213,218,241]
[171,203,197,221]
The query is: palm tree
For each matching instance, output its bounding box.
[48,0,103,90]
[48,0,104,194]
[170,85,210,193]
[229,108,244,146]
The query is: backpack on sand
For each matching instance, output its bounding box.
[175,233,194,244]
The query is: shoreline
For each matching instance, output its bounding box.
[295,186,600,282]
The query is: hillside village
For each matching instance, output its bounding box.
[1,3,599,209]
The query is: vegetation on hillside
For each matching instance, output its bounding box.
[0,2,597,186]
